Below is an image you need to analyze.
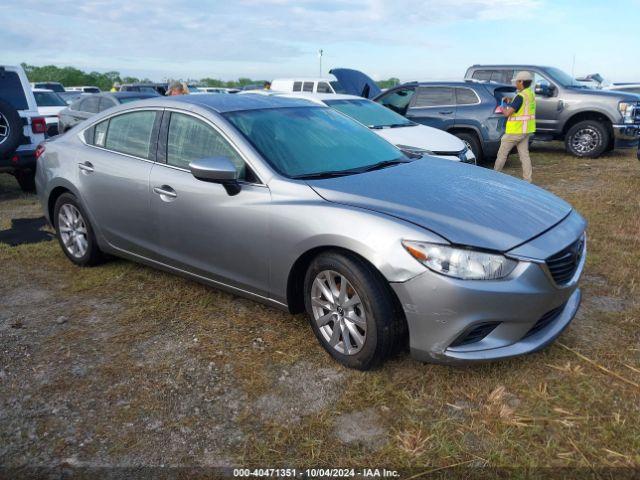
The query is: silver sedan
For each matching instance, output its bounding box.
[36,94,586,370]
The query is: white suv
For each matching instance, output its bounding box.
[0,65,47,191]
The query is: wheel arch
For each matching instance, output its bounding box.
[561,110,614,137]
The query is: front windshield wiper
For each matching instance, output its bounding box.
[359,158,412,172]
[292,158,411,180]
[369,123,415,129]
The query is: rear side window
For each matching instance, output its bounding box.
[166,112,247,179]
[413,87,454,107]
[81,96,100,113]
[471,70,492,81]
[105,110,157,159]
[293,81,302,92]
[0,71,28,110]
[303,82,314,92]
[94,120,108,147]
[455,88,479,105]
[316,82,332,93]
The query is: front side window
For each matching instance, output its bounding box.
[167,113,247,179]
[316,82,332,93]
[104,110,156,159]
[225,106,407,178]
[325,99,412,128]
[377,87,415,115]
[413,87,454,107]
[303,82,314,92]
[471,70,492,81]
[293,81,302,92]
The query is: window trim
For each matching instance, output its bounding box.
[410,86,456,109]
[454,87,481,106]
[78,106,266,186]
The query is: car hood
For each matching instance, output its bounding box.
[307,159,572,252]
[374,124,465,154]
[565,86,640,101]
[329,68,382,99]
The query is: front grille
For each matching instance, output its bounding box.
[449,322,500,348]
[524,303,565,338]
[545,235,584,285]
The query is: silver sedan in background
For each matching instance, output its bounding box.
[36,94,586,370]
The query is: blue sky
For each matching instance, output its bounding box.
[3,0,639,82]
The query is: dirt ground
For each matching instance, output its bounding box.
[1,143,639,478]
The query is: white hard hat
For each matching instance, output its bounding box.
[514,71,534,82]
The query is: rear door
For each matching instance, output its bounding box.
[148,110,270,295]
[406,86,456,130]
[77,109,161,256]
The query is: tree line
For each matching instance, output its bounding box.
[22,64,401,90]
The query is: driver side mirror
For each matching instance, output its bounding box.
[535,81,555,97]
[189,156,241,195]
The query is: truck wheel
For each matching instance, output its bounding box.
[0,99,22,157]
[454,132,483,164]
[565,120,610,158]
[14,170,36,193]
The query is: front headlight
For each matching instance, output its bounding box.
[402,240,518,280]
[618,102,637,124]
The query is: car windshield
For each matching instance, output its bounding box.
[324,99,413,128]
[34,91,67,107]
[225,106,408,178]
[544,67,583,88]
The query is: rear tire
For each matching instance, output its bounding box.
[454,132,483,164]
[303,251,403,370]
[565,120,610,158]
[53,193,103,266]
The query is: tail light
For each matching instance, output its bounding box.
[35,144,46,160]
[494,105,504,114]
[31,117,47,134]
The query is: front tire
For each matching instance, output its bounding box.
[303,251,403,370]
[565,120,610,158]
[53,193,103,266]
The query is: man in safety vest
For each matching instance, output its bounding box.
[494,71,536,182]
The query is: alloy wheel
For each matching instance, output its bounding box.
[58,204,89,258]
[310,270,367,355]
[0,112,9,145]
[571,127,600,155]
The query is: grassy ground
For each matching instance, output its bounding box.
[0,143,639,477]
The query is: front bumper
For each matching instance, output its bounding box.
[612,124,640,149]
[391,220,586,364]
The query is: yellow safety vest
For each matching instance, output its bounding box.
[506,87,536,135]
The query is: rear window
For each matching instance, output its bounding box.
[0,71,29,110]
[84,87,101,94]
[81,96,100,113]
[34,91,67,107]
[413,87,454,107]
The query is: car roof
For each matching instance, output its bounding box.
[272,76,337,83]
[33,88,55,92]
[467,65,553,70]
[273,92,365,104]
[155,93,323,113]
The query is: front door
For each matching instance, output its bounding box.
[406,86,456,130]
[148,111,270,296]
[76,109,160,257]
[533,71,562,133]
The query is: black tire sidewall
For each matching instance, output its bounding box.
[303,251,396,370]
[455,132,483,163]
[53,193,101,266]
[565,120,609,158]
[14,170,35,192]
[0,99,23,157]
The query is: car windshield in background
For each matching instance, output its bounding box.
[34,91,67,107]
[118,96,154,104]
[544,67,583,88]
[330,81,347,93]
[325,99,413,128]
[84,87,100,93]
[225,106,408,178]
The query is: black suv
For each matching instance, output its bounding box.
[374,81,515,162]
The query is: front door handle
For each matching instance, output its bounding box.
[78,161,94,173]
[153,185,177,199]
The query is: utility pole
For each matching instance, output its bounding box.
[318,49,323,77]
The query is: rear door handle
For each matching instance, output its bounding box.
[438,110,453,115]
[78,161,94,173]
[153,186,177,199]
